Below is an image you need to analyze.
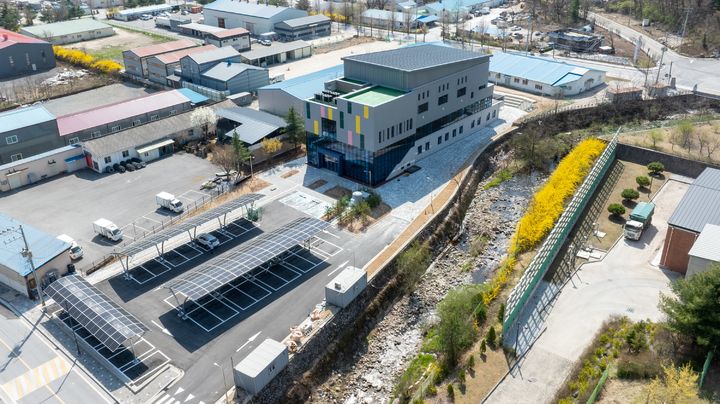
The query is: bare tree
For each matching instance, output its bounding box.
[403,8,412,35]
[475,19,488,50]
[212,144,239,176]
[389,6,396,35]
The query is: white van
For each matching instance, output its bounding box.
[57,234,84,260]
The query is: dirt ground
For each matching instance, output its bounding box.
[619,121,720,164]
[593,160,669,251]
[68,27,170,63]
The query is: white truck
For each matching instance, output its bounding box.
[156,192,184,213]
[93,218,123,241]
[57,234,84,260]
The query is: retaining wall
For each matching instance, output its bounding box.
[616,143,720,178]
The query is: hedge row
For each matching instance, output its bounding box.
[53,46,123,74]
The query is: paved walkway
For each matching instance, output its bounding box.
[486,180,688,403]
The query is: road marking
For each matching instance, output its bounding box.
[327,260,349,277]
[322,229,340,239]
[1,356,70,401]
[236,331,261,352]
[175,386,185,395]
[184,393,195,402]
[150,320,173,337]
[155,393,179,404]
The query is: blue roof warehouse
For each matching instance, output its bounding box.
[0,214,72,298]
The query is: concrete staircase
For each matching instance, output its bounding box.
[496,91,537,111]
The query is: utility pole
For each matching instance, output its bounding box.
[654,46,667,85]
[525,14,532,53]
[1,225,45,308]
[679,8,690,49]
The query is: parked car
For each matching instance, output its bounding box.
[512,32,523,39]
[195,233,220,249]
[113,163,126,173]
[130,157,146,168]
[259,39,272,46]
[510,25,522,31]
[140,14,152,20]
[122,161,136,172]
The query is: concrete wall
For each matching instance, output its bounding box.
[0,120,64,165]
[0,42,56,79]
[686,255,717,278]
[0,146,84,192]
[660,226,697,274]
[616,143,720,179]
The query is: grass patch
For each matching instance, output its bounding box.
[88,46,125,62]
[110,24,175,42]
[483,168,513,190]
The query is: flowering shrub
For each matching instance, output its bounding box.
[510,138,606,253]
[53,46,121,74]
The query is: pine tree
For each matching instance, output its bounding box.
[295,0,311,11]
[284,106,306,152]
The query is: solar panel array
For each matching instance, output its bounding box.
[46,275,149,352]
[166,217,329,302]
[118,193,264,257]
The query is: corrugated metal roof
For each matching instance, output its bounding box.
[235,339,286,378]
[258,64,343,100]
[176,88,209,104]
[0,213,70,276]
[0,145,80,171]
[56,90,190,136]
[217,106,285,145]
[126,39,197,58]
[240,40,310,61]
[21,19,112,38]
[0,28,47,49]
[668,168,720,233]
[178,22,225,34]
[204,0,303,18]
[117,4,171,15]
[81,100,235,156]
[154,44,218,64]
[186,46,240,65]
[0,105,56,134]
[276,14,330,29]
[489,52,602,86]
[208,27,249,39]
[343,43,487,72]
[688,224,720,262]
[201,62,264,82]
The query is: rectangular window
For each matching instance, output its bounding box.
[5,135,18,144]
[513,78,520,83]
[409,119,413,129]
[418,102,428,113]
[425,142,429,151]
[378,132,382,143]
[452,128,457,137]
[471,121,475,128]
[359,134,365,150]
[150,114,158,121]
[92,131,102,138]
[457,87,466,97]
[459,126,464,134]
[471,92,474,99]
[437,136,442,145]
[69,137,80,144]
[418,94,421,101]
[306,102,311,119]
[340,111,344,129]
[10,153,22,162]
[111,125,121,133]
[522,79,528,85]
[347,102,352,114]
[444,133,449,141]
[391,126,394,137]
[122,150,129,158]
[169,109,177,115]
[104,156,111,164]
[133,119,141,126]
[438,95,448,105]
[495,73,500,79]
[417,145,422,154]
[493,110,496,118]
[535,84,543,90]
[399,122,403,133]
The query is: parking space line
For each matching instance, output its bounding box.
[141,216,163,225]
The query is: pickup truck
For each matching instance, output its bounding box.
[624,202,655,240]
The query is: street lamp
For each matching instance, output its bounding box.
[0,225,45,308]
[213,362,231,403]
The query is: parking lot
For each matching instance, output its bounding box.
[0,153,220,271]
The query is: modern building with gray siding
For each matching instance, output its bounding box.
[0,28,56,79]
[202,0,307,35]
[21,19,115,45]
[274,15,331,41]
[258,64,344,116]
[147,44,218,86]
[0,105,62,165]
[305,43,501,186]
[123,39,197,79]
[197,61,269,94]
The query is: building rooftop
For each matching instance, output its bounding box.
[668,168,720,233]
[217,106,285,145]
[275,14,330,29]
[204,0,301,18]
[117,3,171,15]
[0,214,70,276]
[343,43,487,72]
[343,86,405,106]
[176,88,209,104]
[21,19,112,38]
[0,145,81,172]
[235,339,286,378]
[0,104,56,133]
[0,28,47,49]
[326,266,365,293]
[178,22,226,34]
[489,51,602,86]
[207,27,249,39]
[126,39,197,58]
[258,64,343,100]
[688,224,720,263]
[186,46,239,65]
[240,40,310,62]
[154,44,218,64]
[361,9,406,22]
[201,61,264,82]
[81,100,234,156]
[56,90,191,136]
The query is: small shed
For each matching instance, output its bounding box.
[325,266,367,308]
[233,338,288,394]
[686,224,720,278]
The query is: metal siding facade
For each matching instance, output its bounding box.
[0,42,55,79]
[0,120,63,165]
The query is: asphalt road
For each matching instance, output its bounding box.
[588,12,720,96]
[0,306,113,404]
[487,179,688,403]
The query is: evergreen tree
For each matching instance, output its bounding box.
[284,106,306,152]
[295,0,311,10]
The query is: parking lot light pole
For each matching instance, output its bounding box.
[213,362,230,403]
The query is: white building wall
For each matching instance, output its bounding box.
[0,146,84,192]
[490,70,606,97]
[686,256,717,278]
[45,28,115,45]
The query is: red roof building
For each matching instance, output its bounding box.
[0,28,56,78]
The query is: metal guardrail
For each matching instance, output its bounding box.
[503,132,619,332]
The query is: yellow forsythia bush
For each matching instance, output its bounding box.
[53,46,121,75]
[511,138,607,253]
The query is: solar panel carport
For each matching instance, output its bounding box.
[165,217,329,316]
[114,193,263,276]
[46,275,148,352]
